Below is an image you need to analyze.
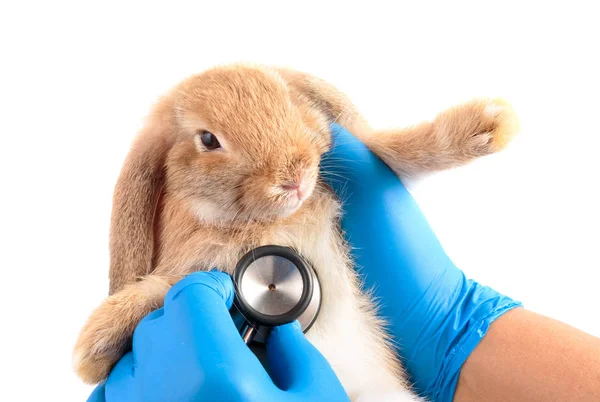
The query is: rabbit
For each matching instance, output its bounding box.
[72,63,519,401]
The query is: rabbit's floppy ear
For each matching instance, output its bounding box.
[108,101,176,295]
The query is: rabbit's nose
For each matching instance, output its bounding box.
[280,176,310,201]
[281,182,300,191]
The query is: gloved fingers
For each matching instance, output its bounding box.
[265,321,348,398]
[160,271,242,349]
[133,270,239,353]
[103,352,139,402]
[133,271,267,383]
[320,123,404,199]
[134,270,236,338]
[86,382,106,402]
[165,270,235,309]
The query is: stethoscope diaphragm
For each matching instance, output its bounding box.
[230,245,321,345]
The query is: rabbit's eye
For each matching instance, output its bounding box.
[199,131,221,150]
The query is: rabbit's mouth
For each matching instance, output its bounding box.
[278,196,305,218]
[187,174,316,224]
[274,173,316,218]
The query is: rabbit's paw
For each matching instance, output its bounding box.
[437,97,520,157]
[72,304,132,384]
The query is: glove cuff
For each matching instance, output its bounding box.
[431,285,523,402]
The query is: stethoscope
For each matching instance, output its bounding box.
[230,245,321,345]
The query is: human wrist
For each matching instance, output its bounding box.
[429,279,523,402]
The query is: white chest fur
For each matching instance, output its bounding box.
[267,196,423,402]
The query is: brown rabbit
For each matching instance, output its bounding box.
[72,63,518,401]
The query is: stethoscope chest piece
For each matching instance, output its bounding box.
[231,245,321,345]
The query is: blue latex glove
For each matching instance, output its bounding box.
[87,271,349,402]
[320,123,522,402]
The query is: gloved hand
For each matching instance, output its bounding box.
[320,123,522,402]
[87,271,349,402]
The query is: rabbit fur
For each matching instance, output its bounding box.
[73,63,519,401]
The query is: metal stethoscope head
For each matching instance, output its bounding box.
[231,245,321,345]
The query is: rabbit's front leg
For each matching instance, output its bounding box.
[364,98,520,176]
[72,275,181,384]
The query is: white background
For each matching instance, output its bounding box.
[1,1,599,400]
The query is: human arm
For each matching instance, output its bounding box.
[86,271,350,402]
[454,308,600,401]
[321,123,600,401]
